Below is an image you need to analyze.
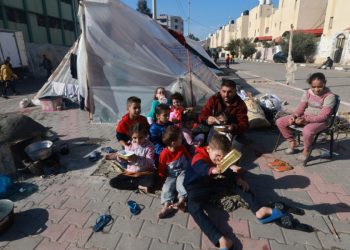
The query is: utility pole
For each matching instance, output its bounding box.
[152,0,157,20]
[188,0,191,35]
[286,24,296,85]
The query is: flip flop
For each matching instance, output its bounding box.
[93,214,113,232]
[274,164,293,172]
[258,208,285,224]
[127,200,142,215]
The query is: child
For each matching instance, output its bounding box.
[149,104,173,165]
[158,125,191,218]
[108,123,155,192]
[116,96,149,148]
[147,87,169,124]
[181,112,204,154]
[169,92,185,124]
[184,134,285,249]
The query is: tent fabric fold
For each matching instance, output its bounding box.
[36,0,219,123]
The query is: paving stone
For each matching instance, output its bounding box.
[184,244,203,250]
[282,228,322,248]
[66,243,99,250]
[59,209,91,228]
[63,186,89,198]
[109,201,132,218]
[110,216,143,237]
[58,224,93,247]
[331,219,350,234]
[132,206,159,223]
[304,246,323,250]
[43,184,69,196]
[139,220,172,243]
[240,238,270,250]
[104,190,131,204]
[83,212,100,229]
[307,191,340,205]
[269,240,305,250]
[35,238,69,250]
[169,225,201,249]
[232,207,257,222]
[61,197,89,212]
[4,236,43,250]
[129,192,154,208]
[317,232,350,250]
[83,200,112,214]
[228,219,250,238]
[25,192,50,205]
[249,221,285,243]
[293,215,330,234]
[40,194,69,209]
[149,239,183,250]
[315,183,347,195]
[85,231,121,250]
[115,234,151,250]
[39,222,70,241]
[187,215,199,230]
[83,188,109,201]
[158,211,189,228]
[281,190,314,205]
[150,197,163,209]
[46,208,70,223]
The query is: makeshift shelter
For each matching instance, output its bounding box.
[35,0,220,123]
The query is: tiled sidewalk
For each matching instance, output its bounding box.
[1,75,350,250]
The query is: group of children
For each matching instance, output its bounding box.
[110,88,284,250]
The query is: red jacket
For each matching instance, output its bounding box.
[199,93,249,135]
[116,114,149,142]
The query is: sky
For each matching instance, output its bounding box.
[121,0,277,40]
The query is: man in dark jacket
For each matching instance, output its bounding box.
[199,78,249,141]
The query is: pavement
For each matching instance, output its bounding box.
[0,68,350,250]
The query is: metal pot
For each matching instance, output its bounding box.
[24,140,53,161]
[0,199,14,234]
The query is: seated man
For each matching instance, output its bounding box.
[319,57,333,70]
[198,78,249,145]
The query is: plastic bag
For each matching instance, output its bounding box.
[259,94,282,112]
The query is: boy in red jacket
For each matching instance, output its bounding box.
[116,96,149,147]
[184,134,285,249]
[158,125,191,218]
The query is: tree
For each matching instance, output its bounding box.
[280,32,317,63]
[137,0,152,17]
[188,33,200,41]
[225,39,241,57]
[240,38,256,59]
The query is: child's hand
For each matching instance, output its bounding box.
[236,178,250,192]
[288,116,295,125]
[211,167,221,175]
[127,155,138,163]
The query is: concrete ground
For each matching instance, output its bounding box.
[0,70,350,250]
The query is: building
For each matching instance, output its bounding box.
[0,0,79,46]
[157,14,184,34]
[248,2,273,40]
[233,11,249,40]
[317,0,350,65]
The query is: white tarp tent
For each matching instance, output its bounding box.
[36,0,220,123]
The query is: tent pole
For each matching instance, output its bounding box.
[186,48,194,107]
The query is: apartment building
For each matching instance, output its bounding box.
[317,0,350,64]
[157,14,184,34]
[0,0,79,46]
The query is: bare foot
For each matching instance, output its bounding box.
[218,236,233,249]
[173,198,186,212]
[138,185,149,193]
[255,206,273,219]
[158,203,174,219]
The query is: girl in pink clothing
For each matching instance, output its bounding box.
[276,72,336,162]
[108,123,155,192]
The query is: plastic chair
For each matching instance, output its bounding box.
[273,95,341,166]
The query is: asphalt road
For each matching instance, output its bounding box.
[232,60,350,106]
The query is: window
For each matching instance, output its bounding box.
[6,8,26,23]
[329,17,334,29]
[174,25,178,29]
[49,17,60,29]
[174,18,178,23]
[37,14,45,27]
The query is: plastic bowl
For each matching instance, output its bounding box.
[25,140,53,161]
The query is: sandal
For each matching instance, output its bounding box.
[158,204,175,219]
[93,214,113,232]
[258,208,285,224]
[127,200,142,215]
[276,214,314,232]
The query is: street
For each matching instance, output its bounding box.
[232,60,350,107]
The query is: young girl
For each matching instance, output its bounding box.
[108,123,155,192]
[147,87,169,124]
[169,92,185,125]
[276,72,336,162]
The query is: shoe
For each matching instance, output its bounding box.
[284,148,296,155]
[258,208,285,224]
